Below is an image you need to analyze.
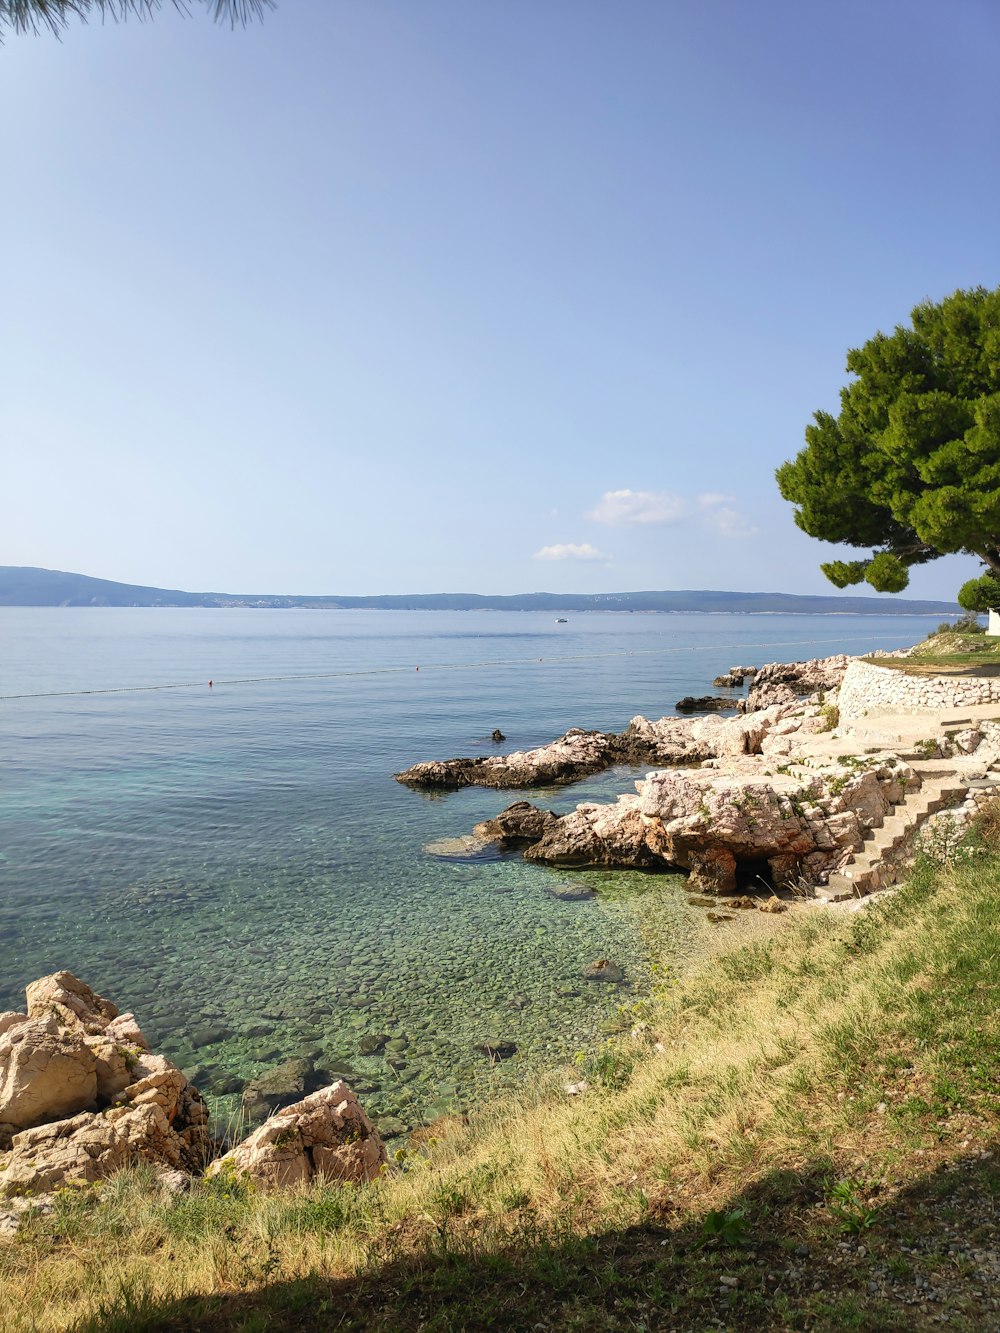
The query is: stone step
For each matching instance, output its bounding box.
[821,777,970,901]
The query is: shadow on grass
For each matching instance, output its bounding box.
[76,1147,1000,1332]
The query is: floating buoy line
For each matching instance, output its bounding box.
[0,632,904,703]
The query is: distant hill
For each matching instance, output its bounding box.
[0,566,963,615]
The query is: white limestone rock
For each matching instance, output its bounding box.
[206,1082,386,1188]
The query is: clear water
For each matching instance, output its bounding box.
[0,607,934,1133]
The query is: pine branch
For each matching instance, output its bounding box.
[0,0,273,36]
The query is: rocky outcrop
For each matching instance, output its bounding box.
[206,1082,385,1188]
[713,666,758,687]
[674,696,740,713]
[623,702,828,764]
[473,801,559,846]
[395,728,635,790]
[739,655,849,713]
[0,972,210,1197]
[490,756,919,892]
[399,694,843,794]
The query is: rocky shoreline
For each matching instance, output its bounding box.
[394,656,849,792]
[9,645,999,1235]
[400,650,1000,895]
[399,655,879,892]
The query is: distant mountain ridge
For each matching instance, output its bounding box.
[0,566,962,615]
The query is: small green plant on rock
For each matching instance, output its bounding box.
[818,702,840,731]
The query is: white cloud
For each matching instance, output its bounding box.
[532,542,608,562]
[698,491,735,508]
[587,489,686,526]
[703,506,759,539]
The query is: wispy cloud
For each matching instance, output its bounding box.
[703,505,759,539]
[533,542,608,562]
[586,489,686,526]
[698,491,735,508]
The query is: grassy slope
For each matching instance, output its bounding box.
[5,819,1000,1331]
[866,621,1000,675]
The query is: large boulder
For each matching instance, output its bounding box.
[207,1082,386,1188]
[524,796,661,868]
[0,972,210,1197]
[1,1102,191,1197]
[23,970,152,1105]
[26,970,119,1031]
[0,1016,98,1130]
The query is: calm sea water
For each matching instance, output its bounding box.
[0,607,937,1132]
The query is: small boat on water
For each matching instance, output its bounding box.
[555,617,568,623]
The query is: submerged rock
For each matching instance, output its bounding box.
[546,882,597,901]
[422,834,493,860]
[358,1032,389,1056]
[581,959,624,983]
[477,1038,517,1061]
[242,1057,317,1121]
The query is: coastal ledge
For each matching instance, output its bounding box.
[402,650,1000,897]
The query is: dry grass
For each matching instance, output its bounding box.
[5,818,1000,1330]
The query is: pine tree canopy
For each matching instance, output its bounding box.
[776,285,1000,606]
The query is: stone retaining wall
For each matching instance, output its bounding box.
[838,659,1000,723]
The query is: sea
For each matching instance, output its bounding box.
[0,607,941,1134]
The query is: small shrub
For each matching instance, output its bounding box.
[818,703,840,731]
[954,611,987,634]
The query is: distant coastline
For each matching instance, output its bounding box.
[0,565,962,617]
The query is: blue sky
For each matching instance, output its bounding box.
[2,0,998,598]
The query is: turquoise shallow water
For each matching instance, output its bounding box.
[0,607,937,1133]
